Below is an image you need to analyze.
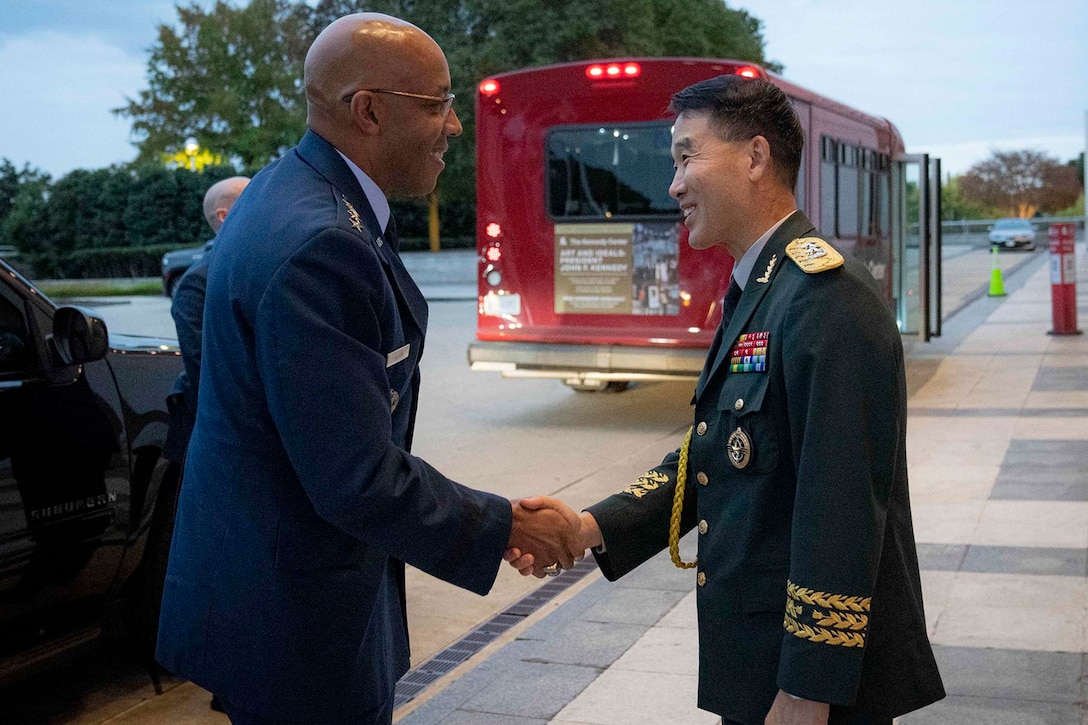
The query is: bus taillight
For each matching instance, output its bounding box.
[483,238,503,287]
[479,79,501,96]
[585,62,641,80]
[735,66,760,78]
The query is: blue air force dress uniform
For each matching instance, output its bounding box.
[156,131,512,722]
[587,211,944,724]
[162,247,213,464]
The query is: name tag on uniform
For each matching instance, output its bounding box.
[386,344,410,367]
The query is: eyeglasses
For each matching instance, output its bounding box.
[343,88,456,115]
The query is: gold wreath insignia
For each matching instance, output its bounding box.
[756,254,777,283]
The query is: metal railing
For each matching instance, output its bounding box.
[941,215,1086,236]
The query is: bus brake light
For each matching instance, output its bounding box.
[585,62,641,80]
[735,66,760,79]
[485,246,502,262]
[479,79,501,96]
[485,223,502,238]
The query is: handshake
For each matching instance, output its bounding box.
[505,497,603,578]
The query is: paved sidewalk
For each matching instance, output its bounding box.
[395,245,1088,725]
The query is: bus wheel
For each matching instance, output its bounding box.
[564,380,630,393]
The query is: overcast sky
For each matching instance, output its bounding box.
[743,0,1087,177]
[1,0,1085,179]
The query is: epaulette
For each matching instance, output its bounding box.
[785,237,844,274]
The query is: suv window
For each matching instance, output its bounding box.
[0,291,32,378]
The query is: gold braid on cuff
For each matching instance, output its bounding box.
[669,425,697,569]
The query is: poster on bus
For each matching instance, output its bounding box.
[631,221,680,315]
[554,222,679,315]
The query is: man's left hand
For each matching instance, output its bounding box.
[765,690,829,725]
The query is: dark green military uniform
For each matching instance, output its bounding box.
[588,211,944,724]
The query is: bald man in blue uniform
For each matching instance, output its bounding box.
[156,14,576,724]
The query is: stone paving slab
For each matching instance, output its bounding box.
[900,696,1082,725]
[917,543,1088,576]
[1033,366,1088,391]
[991,440,1088,501]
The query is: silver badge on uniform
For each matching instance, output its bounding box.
[342,196,363,232]
[727,427,752,469]
[390,389,400,413]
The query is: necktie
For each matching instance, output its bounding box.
[720,279,743,328]
[695,279,743,394]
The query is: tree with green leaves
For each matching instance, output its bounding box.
[122,165,226,248]
[458,0,775,73]
[941,176,999,220]
[124,0,776,210]
[115,0,313,169]
[959,150,1082,218]
[1056,155,1084,217]
[1068,152,1085,188]
[1,161,247,277]
[0,159,50,238]
[0,161,51,264]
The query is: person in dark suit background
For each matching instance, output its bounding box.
[162,175,249,467]
[156,14,578,724]
[509,76,944,724]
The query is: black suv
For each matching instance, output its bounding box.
[161,240,213,297]
[0,261,182,686]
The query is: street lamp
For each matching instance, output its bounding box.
[184,137,199,171]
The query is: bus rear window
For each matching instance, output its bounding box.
[547,124,677,220]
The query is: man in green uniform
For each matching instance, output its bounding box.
[510,75,944,724]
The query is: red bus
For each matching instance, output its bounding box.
[468,58,941,391]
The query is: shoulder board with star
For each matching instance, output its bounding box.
[785,237,844,274]
[341,195,363,233]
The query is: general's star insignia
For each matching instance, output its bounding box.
[342,196,363,232]
[756,254,777,283]
[785,237,844,274]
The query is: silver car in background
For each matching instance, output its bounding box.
[988,218,1037,251]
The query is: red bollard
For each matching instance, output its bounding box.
[1048,223,1081,335]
